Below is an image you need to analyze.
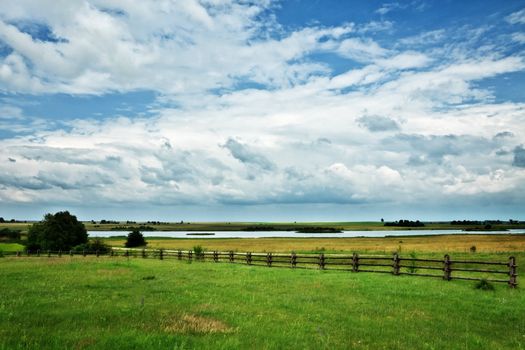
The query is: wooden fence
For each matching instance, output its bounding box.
[4,249,518,288]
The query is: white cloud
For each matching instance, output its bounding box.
[0,1,524,217]
[506,8,525,25]
[336,37,389,62]
[0,1,354,94]
[375,51,431,69]
[511,32,525,44]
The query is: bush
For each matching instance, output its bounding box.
[475,279,495,291]
[193,245,205,260]
[72,238,111,253]
[27,211,87,251]
[470,245,477,253]
[407,252,418,273]
[0,228,21,242]
[125,229,146,248]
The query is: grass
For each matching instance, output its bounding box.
[102,234,525,254]
[0,256,524,349]
[0,242,25,252]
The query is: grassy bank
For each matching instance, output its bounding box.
[0,243,25,252]
[1,256,524,349]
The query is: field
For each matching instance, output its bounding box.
[102,234,525,254]
[3,227,524,349]
[1,256,524,349]
[2,220,524,233]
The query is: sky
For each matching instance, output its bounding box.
[0,0,525,222]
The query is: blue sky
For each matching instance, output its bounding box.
[0,0,524,221]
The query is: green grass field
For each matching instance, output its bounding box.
[1,256,524,349]
[0,242,25,252]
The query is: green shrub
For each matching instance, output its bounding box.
[125,229,146,248]
[193,245,204,260]
[475,279,495,291]
[0,228,21,242]
[72,238,111,253]
[407,252,418,273]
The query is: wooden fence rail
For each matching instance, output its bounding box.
[3,249,518,288]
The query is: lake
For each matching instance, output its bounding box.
[88,229,525,239]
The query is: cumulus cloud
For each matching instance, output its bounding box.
[385,134,496,163]
[357,115,400,132]
[222,138,275,171]
[0,1,524,218]
[0,1,354,94]
[513,145,525,168]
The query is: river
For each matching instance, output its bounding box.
[88,229,525,239]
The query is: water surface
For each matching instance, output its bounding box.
[88,229,524,239]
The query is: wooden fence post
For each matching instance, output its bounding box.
[177,250,181,260]
[141,249,146,258]
[58,250,62,258]
[159,249,164,260]
[70,250,73,257]
[229,251,234,263]
[319,253,325,270]
[16,251,20,257]
[110,250,114,257]
[96,250,99,257]
[291,252,297,268]
[443,254,451,281]
[83,249,86,257]
[509,256,517,288]
[47,250,51,258]
[392,253,400,275]
[213,251,218,262]
[352,253,359,272]
[267,253,272,267]
[188,250,193,261]
[246,252,252,265]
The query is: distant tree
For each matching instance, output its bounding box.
[27,211,88,251]
[0,228,21,241]
[381,218,384,223]
[125,229,146,248]
[0,217,5,223]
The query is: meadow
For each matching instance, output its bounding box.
[102,234,525,254]
[1,256,524,349]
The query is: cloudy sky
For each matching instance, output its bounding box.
[1,0,524,221]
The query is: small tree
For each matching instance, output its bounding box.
[27,211,87,251]
[125,229,146,248]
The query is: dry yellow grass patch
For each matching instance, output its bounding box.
[137,234,525,253]
[163,314,232,334]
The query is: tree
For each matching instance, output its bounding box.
[125,229,146,248]
[27,211,88,251]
